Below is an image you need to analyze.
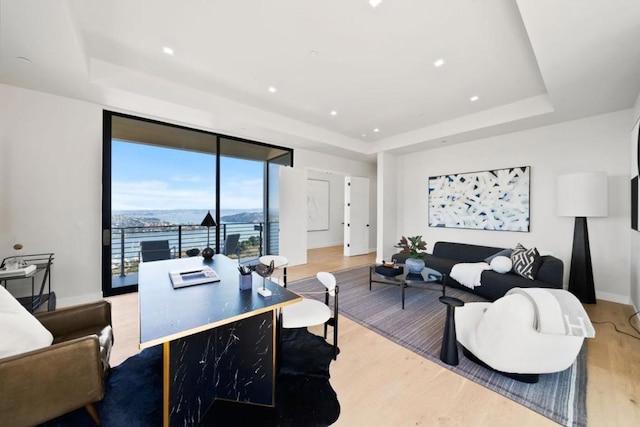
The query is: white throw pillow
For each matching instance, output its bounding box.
[0,285,53,359]
[490,256,513,274]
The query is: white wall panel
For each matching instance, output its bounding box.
[0,84,103,304]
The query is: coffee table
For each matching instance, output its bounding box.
[369,264,446,309]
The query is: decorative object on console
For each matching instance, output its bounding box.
[396,235,427,273]
[12,243,25,268]
[557,172,608,304]
[428,166,530,232]
[186,248,200,257]
[510,243,541,280]
[200,210,217,261]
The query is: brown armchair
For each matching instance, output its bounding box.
[0,301,114,426]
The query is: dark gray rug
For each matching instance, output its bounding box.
[290,266,587,427]
[43,328,339,426]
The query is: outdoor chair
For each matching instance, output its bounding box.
[222,234,240,257]
[140,240,173,262]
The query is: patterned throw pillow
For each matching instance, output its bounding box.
[511,243,541,280]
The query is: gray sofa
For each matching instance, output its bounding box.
[393,241,563,301]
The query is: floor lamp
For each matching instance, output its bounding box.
[557,172,608,304]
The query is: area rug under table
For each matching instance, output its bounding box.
[43,328,339,427]
[290,266,587,427]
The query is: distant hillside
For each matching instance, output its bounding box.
[220,212,263,223]
[112,209,264,228]
[112,214,173,228]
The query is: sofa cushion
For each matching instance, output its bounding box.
[490,256,512,274]
[0,286,53,359]
[433,241,505,263]
[484,249,513,263]
[511,244,542,280]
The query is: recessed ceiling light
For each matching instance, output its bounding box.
[162,46,174,56]
[373,128,380,133]
[470,95,479,102]
[361,133,367,138]
[330,110,337,116]
[268,86,277,93]
[369,0,383,8]
[433,58,445,67]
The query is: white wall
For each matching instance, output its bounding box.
[0,83,377,305]
[305,170,344,249]
[377,151,400,263]
[0,84,103,304]
[397,110,633,303]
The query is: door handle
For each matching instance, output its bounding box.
[102,229,111,246]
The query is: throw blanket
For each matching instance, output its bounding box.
[506,288,596,338]
[450,262,491,289]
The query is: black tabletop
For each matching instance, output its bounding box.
[139,254,301,347]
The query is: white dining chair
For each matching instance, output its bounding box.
[280,271,339,359]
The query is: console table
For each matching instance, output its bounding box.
[0,253,55,312]
[138,254,301,427]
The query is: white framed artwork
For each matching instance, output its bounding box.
[428,166,530,232]
[307,179,330,231]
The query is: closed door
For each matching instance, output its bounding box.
[344,176,369,256]
[279,167,308,266]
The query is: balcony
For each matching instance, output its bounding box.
[111,222,275,289]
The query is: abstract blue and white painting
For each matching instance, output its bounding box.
[428,166,530,232]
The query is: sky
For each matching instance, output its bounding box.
[111,140,264,210]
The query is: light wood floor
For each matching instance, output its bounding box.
[107,246,640,426]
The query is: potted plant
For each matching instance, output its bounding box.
[397,235,427,273]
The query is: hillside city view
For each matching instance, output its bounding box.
[110,139,267,279]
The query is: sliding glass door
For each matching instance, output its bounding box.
[102,112,292,296]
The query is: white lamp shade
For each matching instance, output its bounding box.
[557,172,608,217]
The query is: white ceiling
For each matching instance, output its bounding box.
[2,0,640,162]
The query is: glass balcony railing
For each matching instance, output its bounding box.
[111,222,268,288]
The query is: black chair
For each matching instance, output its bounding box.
[222,234,240,257]
[140,240,172,262]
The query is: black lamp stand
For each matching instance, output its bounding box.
[568,217,596,304]
[200,210,217,261]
